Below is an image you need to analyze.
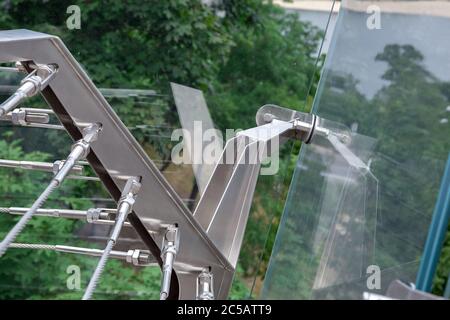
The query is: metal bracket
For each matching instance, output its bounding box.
[193,104,326,267]
[10,108,50,125]
[196,268,215,300]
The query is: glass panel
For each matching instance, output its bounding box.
[171,82,221,195]
[262,0,450,299]
[102,88,198,209]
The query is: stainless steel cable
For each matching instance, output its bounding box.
[7,242,156,268]
[9,243,56,250]
[82,239,114,300]
[0,66,20,73]
[0,124,100,258]
[82,178,140,300]
[0,179,58,257]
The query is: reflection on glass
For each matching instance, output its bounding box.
[171,82,222,195]
[104,88,198,208]
[263,0,450,299]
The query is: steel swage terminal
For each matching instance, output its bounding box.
[0,206,126,227]
[0,63,57,117]
[0,107,64,130]
[125,249,154,267]
[0,123,101,258]
[54,124,101,184]
[197,268,215,300]
[8,243,155,267]
[0,108,49,125]
[82,177,141,300]
[0,159,82,175]
[160,224,180,300]
[86,208,121,225]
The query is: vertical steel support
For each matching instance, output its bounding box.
[444,272,450,298]
[416,153,450,292]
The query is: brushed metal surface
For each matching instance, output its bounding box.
[194,120,294,267]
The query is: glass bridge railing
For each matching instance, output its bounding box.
[262,0,450,300]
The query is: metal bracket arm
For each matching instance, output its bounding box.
[193,104,324,267]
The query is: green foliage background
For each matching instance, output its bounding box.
[0,0,448,299]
